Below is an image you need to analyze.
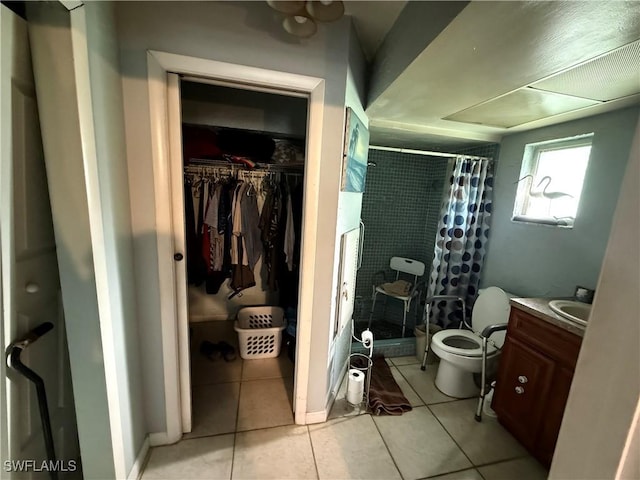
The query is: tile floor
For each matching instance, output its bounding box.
[142,328,549,480]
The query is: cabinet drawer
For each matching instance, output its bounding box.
[508,308,581,368]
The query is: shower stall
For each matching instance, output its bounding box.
[353,144,499,356]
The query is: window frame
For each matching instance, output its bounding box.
[512,134,594,228]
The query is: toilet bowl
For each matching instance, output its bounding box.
[430,287,511,398]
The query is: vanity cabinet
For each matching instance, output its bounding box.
[492,305,582,468]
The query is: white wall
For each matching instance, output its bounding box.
[550,114,639,479]
[27,2,145,477]
[115,0,353,430]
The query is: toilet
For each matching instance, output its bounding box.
[430,287,511,398]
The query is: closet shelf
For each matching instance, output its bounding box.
[186,158,305,171]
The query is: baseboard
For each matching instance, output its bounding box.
[127,436,150,480]
[149,431,172,446]
[305,409,328,424]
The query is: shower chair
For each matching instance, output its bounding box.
[368,256,425,338]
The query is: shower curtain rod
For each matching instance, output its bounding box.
[369,145,491,161]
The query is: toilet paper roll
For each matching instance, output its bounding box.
[346,369,365,405]
[361,329,374,348]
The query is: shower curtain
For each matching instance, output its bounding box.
[427,156,495,328]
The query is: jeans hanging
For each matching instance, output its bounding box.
[427,156,495,328]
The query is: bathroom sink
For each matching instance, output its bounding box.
[548,300,591,326]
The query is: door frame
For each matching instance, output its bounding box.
[147,50,325,443]
[0,4,16,466]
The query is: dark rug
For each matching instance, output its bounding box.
[353,354,412,415]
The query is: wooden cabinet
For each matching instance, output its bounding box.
[492,306,582,468]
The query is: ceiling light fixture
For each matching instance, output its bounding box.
[267,0,345,38]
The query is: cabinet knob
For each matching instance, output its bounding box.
[174,253,184,261]
[25,283,39,294]
[515,386,525,394]
[518,375,528,384]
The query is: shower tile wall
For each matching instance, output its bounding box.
[354,150,450,329]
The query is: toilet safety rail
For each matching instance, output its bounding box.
[420,295,507,422]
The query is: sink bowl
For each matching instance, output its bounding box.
[548,300,591,325]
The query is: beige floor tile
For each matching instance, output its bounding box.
[309,415,402,480]
[429,399,528,466]
[141,434,234,479]
[478,456,548,480]
[427,468,484,480]
[241,351,294,381]
[397,364,457,405]
[373,406,471,479]
[389,366,424,407]
[191,354,243,386]
[190,320,239,348]
[236,378,294,431]
[191,321,242,385]
[185,383,240,439]
[390,355,421,366]
[233,425,317,479]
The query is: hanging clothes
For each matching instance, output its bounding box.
[186,177,207,286]
[241,181,262,271]
[184,165,304,305]
[230,182,255,295]
[284,190,295,272]
[205,181,234,294]
[259,185,282,291]
[204,184,224,272]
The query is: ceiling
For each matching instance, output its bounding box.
[344,1,406,60]
[357,1,640,149]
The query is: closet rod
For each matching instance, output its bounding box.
[184,164,303,175]
[187,158,304,171]
[369,145,491,161]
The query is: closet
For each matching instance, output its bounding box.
[179,80,308,436]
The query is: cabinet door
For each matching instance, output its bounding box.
[493,337,555,450]
[536,367,574,466]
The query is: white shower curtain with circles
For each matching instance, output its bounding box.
[427,156,495,328]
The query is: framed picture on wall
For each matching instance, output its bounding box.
[341,108,370,193]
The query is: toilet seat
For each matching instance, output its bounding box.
[432,329,498,358]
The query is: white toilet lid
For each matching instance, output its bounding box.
[432,329,498,357]
[471,287,511,348]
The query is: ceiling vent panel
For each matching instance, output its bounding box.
[531,40,640,101]
[444,88,600,128]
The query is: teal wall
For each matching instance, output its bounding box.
[354,149,450,325]
[481,107,640,297]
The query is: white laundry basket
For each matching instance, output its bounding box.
[234,306,286,360]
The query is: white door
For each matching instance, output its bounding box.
[1,5,80,476]
[167,73,192,433]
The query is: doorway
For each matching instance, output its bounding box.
[175,79,307,436]
[147,51,326,441]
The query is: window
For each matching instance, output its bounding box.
[512,134,593,228]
